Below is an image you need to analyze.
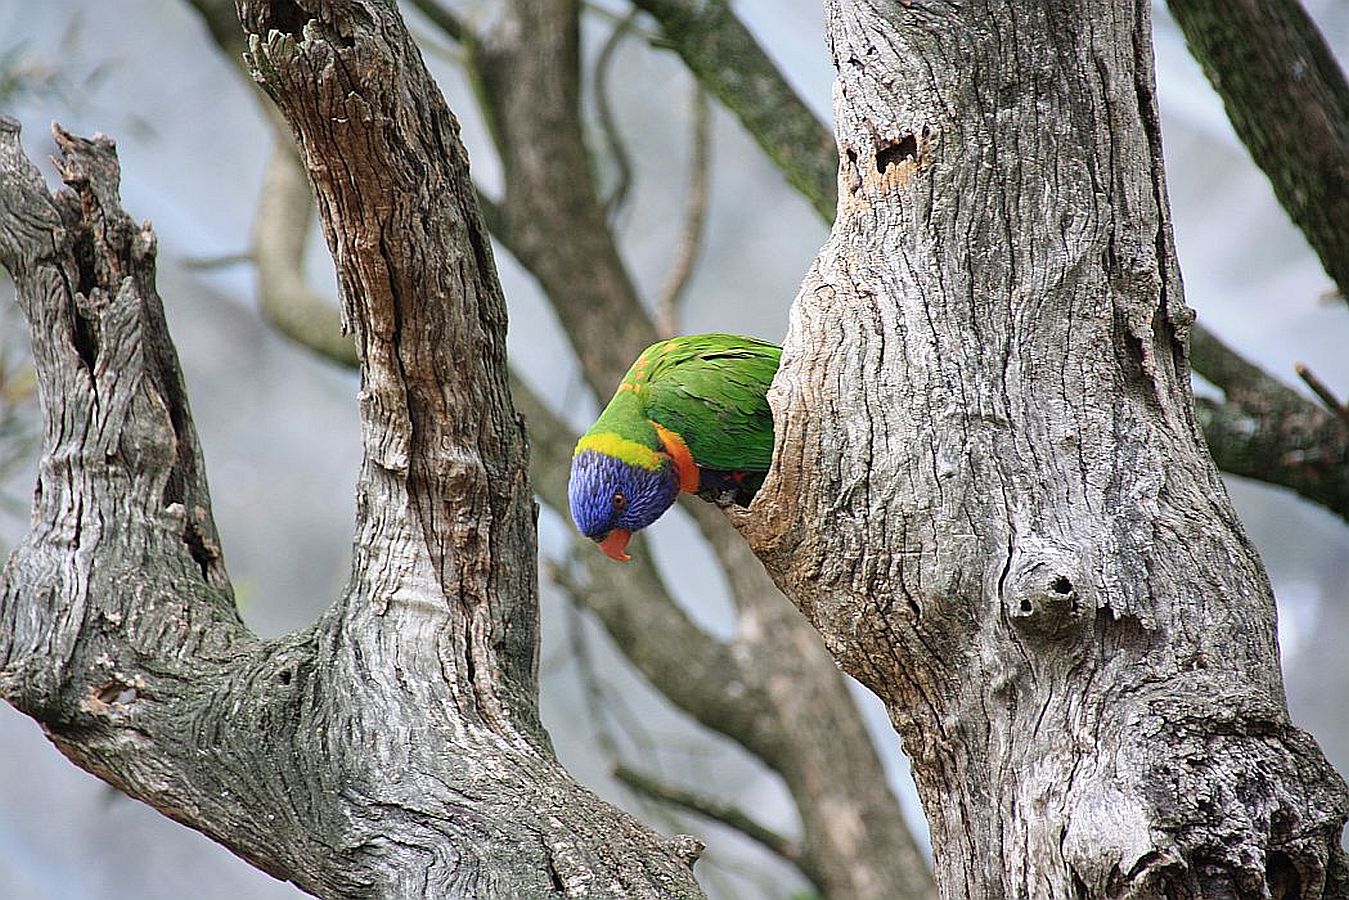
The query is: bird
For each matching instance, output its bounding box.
[568,333,781,561]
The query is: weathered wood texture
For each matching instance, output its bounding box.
[0,0,708,893]
[737,1,1349,897]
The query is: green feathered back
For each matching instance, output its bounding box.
[617,333,781,472]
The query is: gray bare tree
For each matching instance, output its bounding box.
[2,1,1347,899]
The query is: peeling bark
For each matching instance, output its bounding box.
[737,1,1349,897]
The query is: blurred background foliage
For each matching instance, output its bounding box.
[0,1,1347,898]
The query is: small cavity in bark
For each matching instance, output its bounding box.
[258,0,308,39]
[876,133,919,174]
[95,679,138,706]
[182,518,214,580]
[71,307,99,372]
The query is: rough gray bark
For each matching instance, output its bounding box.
[0,0,707,893]
[736,1,1349,897]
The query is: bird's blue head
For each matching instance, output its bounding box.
[568,443,680,561]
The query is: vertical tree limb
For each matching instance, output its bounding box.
[737,1,1349,896]
[654,84,712,339]
[253,138,358,366]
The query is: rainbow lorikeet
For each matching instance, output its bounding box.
[568,333,781,561]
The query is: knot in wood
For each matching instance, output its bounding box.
[1006,563,1086,640]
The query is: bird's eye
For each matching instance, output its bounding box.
[612,490,628,511]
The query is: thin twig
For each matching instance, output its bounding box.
[549,557,623,759]
[1296,362,1349,424]
[655,84,712,338]
[630,0,837,221]
[179,251,254,270]
[545,553,664,759]
[593,7,639,218]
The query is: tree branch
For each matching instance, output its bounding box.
[736,1,1349,893]
[1295,362,1349,424]
[3,0,709,890]
[0,115,311,890]
[654,84,712,339]
[612,764,813,886]
[630,0,837,221]
[177,1,933,895]
[405,0,467,44]
[1190,324,1349,519]
[1166,0,1349,302]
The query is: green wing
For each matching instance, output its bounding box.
[634,333,781,472]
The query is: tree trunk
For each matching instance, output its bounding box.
[737,1,1349,897]
[0,0,704,893]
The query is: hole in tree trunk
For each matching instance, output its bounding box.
[876,134,918,174]
[96,680,138,705]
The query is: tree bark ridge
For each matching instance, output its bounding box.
[736,1,1349,897]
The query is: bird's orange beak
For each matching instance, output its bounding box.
[598,528,632,562]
